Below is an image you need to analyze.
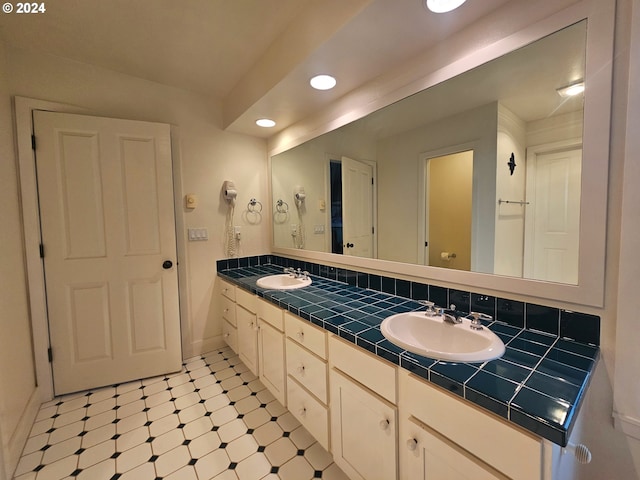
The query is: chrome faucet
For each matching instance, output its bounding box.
[283,267,310,279]
[440,308,462,325]
[418,300,438,315]
[466,312,493,330]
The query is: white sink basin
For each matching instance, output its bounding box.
[380,311,505,363]
[256,274,312,290]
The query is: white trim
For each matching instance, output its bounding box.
[613,413,640,441]
[3,387,42,478]
[15,96,88,402]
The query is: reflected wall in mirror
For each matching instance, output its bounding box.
[271,20,586,285]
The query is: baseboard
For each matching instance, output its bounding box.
[185,335,226,360]
[613,411,640,441]
[4,385,43,479]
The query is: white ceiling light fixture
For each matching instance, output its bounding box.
[425,0,467,13]
[310,74,337,91]
[256,118,276,128]
[556,81,585,98]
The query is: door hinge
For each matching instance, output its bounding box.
[31,134,36,150]
[372,226,375,234]
[39,243,44,258]
[371,177,374,185]
[47,347,53,362]
[425,241,429,247]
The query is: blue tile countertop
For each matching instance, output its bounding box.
[218,264,598,447]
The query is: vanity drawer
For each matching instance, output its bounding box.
[220,279,235,301]
[222,319,238,353]
[287,376,330,451]
[221,296,236,326]
[236,287,257,313]
[258,298,284,331]
[285,312,327,359]
[329,335,397,404]
[286,339,328,403]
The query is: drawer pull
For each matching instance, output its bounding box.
[407,438,418,451]
[379,419,390,431]
[297,364,306,375]
[298,407,307,417]
[296,331,305,342]
[224,333,230,338]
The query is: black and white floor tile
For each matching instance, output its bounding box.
[13,348,349,480]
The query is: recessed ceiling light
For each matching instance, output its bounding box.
[556,81,585,98]
[256,118,276,128]
[425,0,467,13]
[310,74,337,91]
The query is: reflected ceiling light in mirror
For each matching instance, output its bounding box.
[256,118,276,128]
[310,74,337,90]
[557,81,585,98]
[425,0,467,13]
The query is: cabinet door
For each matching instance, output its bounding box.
[330,369,397,480]
[258,319,286,405]
[400,416,508,480]
[237,305,258,375]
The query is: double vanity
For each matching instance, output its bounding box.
[217,255,598,480]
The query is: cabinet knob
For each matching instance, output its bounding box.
[379,419,390,431]
[223,333,230,338]
[297,364,306,375]
[298,407,307,417]
[296,331,304,342]
[407,438,418,451]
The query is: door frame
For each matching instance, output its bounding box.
[417,141,477,266]
[14,97,189,403]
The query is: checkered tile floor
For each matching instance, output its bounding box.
[13,348,349,480]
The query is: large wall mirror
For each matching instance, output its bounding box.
[269,1,613,307]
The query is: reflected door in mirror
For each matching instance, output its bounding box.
[426,151,473,270]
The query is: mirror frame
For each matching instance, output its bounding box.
[267,0,614,308]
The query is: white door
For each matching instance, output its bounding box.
[34,111,182,395]
[524,147,582,284]
[341,156,373,258]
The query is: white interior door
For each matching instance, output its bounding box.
[341,156,373,258]
[34,111,182,395]
[524,146,582,284]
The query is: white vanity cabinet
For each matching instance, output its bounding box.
[257,298,286,406]
[398,370,550,480]
[236,288,258,375]
[329,335,398,480]
[220,280,238,353]
[285,313,330,450]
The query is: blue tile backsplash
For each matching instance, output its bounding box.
[217,254,600,447]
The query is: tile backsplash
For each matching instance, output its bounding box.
[216,254,600,346]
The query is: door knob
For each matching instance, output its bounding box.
[345,242,354,248]
[162,260,173,269]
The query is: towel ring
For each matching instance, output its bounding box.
[276,199,289,214]
[248,198,263,213]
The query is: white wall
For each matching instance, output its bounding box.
[271,126,377,253]
[376,103,498,270]
[0,41,39,480]
[494,104,526,278]
[613,0,640,454]
[0,43,271,477]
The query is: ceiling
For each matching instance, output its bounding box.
[0,0,519,138]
